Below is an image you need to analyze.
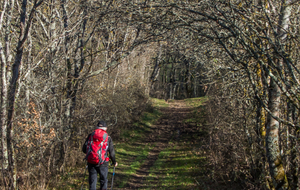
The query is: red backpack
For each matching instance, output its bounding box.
[85,129,109,165]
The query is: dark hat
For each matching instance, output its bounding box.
[97,121,107,127]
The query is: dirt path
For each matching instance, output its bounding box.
[123,100,196,189]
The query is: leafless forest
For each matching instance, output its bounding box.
[1,0,300,189]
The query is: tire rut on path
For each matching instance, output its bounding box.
[126,100,192,189]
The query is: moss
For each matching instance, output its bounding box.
[274,157,282,167]
[273,159,289,189]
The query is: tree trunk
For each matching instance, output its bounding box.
[266,77,289,190]
[265,1,292,189]
[60,0,71,172]
[0,41,9,188]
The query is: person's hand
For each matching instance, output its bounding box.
[115,162,118,167]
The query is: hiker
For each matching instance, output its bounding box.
[82,121,118,190]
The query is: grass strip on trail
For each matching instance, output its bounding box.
[143,97,209,190]
[111,98,165,189]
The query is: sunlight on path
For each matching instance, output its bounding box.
[168,100,191,109]
[113,98,210,190]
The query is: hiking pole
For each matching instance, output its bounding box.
[111,166,116,190]
[80,164,88,190]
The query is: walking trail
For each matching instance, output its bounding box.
[114,100,212,190]
[127,100,193,189]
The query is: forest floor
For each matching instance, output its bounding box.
[58,98,239,190]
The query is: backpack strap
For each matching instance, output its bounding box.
[100,133,108,147]
[85,131,95,160]
[97,132,108,165]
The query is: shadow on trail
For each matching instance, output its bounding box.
[111,100,241,190]
[110,100,212,190]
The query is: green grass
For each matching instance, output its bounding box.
[150,98,169,108]
[111,103,162,188]
[143,97,209,190]
[145,135,208,190]
[112,98,209,189]
[184,97,208,127]
[141,108,162,127]
[112,142,155,188]
[184,96,208,108]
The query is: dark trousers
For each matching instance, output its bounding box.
[88,163,108,190]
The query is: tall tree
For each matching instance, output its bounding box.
[0,0,44,188]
